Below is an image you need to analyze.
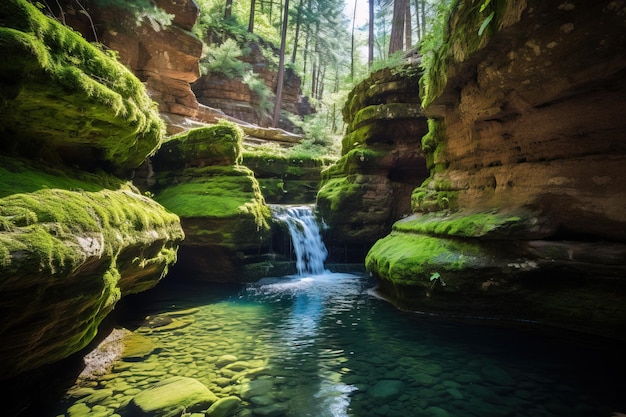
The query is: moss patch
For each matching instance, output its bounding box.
[365,233,485,287]
[154,121,244,170]
[155,165,268,228]
[393,211,527,239]
[316,176,363,213]
[0,0,164,171]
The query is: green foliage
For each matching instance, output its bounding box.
[243,71,274,117]
[200,38,251,78]
[368,50,406,73]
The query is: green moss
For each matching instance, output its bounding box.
[317,176,363,213]
[349,103,423,132]
[365,233,483,286]
[411,186,458,213]
[0,160,183,281]
[155,165,269,232]
[421,118,445,154]
[394,211,523,238]
[164,120,244,166]
[322,148,386,179]
[0,0,164,170]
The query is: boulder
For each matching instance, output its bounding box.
[0,158,183,379]
[146,122,273,282]
[368,379,404,403]
[123,376,217,416]
[206,396,242,417]
[0,0,165,173]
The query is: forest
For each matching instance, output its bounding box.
[35,0,454,156]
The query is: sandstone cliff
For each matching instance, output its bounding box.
[317,66,429,262]
[0,0,184,380]
[365,0,626,338]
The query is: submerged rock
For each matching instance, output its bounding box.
[206,396,242,417]
[123,376,217,416]
[368,379,404,403]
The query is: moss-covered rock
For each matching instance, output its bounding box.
[123,376,217,417]
[0,0,164,172]
[317,66,429,262]
[151,121,243,171]
[156,165,270,249]
[148,123,272,282]
[0,157,184,379]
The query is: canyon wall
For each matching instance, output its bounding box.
[317,66,429,262]
[0,0,184,382]
[366,0,626,338]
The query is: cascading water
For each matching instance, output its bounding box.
[271,205,328,275]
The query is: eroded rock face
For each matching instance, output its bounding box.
[423,0,626,240]
[0,0,184,383]
[0,159,184,379]
[317,66,429,262]
[147,122,274,282]
[192,42,314,130]
[63,0,203,119]
[366,0,626,338]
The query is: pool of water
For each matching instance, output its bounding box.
[51,272,626,417]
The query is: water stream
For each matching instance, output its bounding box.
[47,206,626,417]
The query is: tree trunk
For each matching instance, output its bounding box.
[224,0,233,19]
[404,0,411,49]
[248,0,256,32]
[272,0,290,127]
[388,0,405,55]
[368,0,374,66]
[420,0,426,38]
[351,0,357,80]
[291,0,302,63]
[413,0,420,40]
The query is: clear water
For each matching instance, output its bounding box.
[51,272,626,417]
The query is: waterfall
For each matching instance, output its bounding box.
[271,205,328,275]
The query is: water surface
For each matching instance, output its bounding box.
[52,272,626,417]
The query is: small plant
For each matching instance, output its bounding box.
[429,271,446,290]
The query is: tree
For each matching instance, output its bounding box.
[248,0,256,32]
[388,0,406,55]
[225,0,233,19]
[272,0,290,127]
[368,0,374,66]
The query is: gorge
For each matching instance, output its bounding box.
[1,0,625,416]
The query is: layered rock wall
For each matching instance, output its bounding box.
[147,122,276,282]
[317,66,429,261]
[192,42,314,130]
[365,0,626,338]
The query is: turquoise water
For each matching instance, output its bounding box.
[52,272,626,417]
